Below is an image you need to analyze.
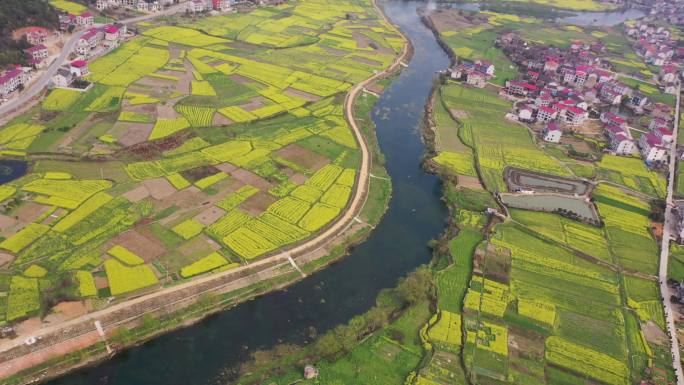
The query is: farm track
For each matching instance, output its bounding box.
[0,0,411,381]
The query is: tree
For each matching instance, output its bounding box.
[395,266,433,305]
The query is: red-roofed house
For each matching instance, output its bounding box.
[638,132,667,163]
[474,60,495,77]
[77,12,94,26]
[103,25,121,48]
[76,28,103,56]
[212,0,232,11]
[24,44,49,67]
[655,127,673,143]
[649,117,669,131]
[24,27,49,45]
[564,106,588,126]
[660,65,678,83]
[537,106,557,123]
[506,80,538,97]
[542,122,562,143]
[0,69,28,97]
[600,112,627,128]
[605,125,634,156]
[70,60,89,77]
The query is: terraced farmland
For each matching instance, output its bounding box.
[0,0,401,326]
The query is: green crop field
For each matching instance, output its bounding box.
[0,0,401,325]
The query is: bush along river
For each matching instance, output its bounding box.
[45,2,450,384]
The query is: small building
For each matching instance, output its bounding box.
[465,71,486,88]
[542,122,562,143]
[188,0,206,12]
[660,64,678,83]
[0,68,29,97]
[24,44,49,67]
[78,12,94,26]
[51,68,74,88]
[564,106,587,126]
[655,126,673,143]
[600,112,627,129]
[505,80,537,97]
[518,106,533,121]
[537,106,557,123]
[212,0,232,11]
[605,125,634,156]
[639,132,667,163]
[474,60,495,77]
[649,117,669,131]
[24,27,49,45]
[70,60,89,77]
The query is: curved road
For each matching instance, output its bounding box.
[0,3,188,119]
[0,30,85,118]
[0,0,410,379]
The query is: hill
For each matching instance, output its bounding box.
[0,0,58,68]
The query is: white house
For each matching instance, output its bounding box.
[70,60,89,77]
[518,107,533,121]
[51,68,73,88]
[188,0,206,12]
[639,132,667,163]
[537,106,557,123]
[605,125,634,156]
[564,106,588,126]
[0,69,28,97]
[542,122,562,143]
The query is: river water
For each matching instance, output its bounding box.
[444,2,645,26]
[47,2,450,385]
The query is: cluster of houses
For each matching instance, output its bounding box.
[94,0,235,13]
[74,23,128,59]
[187,0,236,13]
[49,23,127,89]
[95,0,174,13]
[446,29,680,165]
[448,59,495,88]
[639,0,684,28]
[58,11,95,31]
[626,21,683,94]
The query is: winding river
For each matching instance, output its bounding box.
[47,2,450,384]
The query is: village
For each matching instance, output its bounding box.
[448,19,683,169]
[0,0,246,111]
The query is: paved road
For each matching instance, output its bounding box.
[0,30,85,118]
[118,2,188,25]
[659,79,683,385]
[0,2,188,119]
[0,0,411,377]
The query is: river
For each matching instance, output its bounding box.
[444,2,645,26]
[46,2,450,384]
